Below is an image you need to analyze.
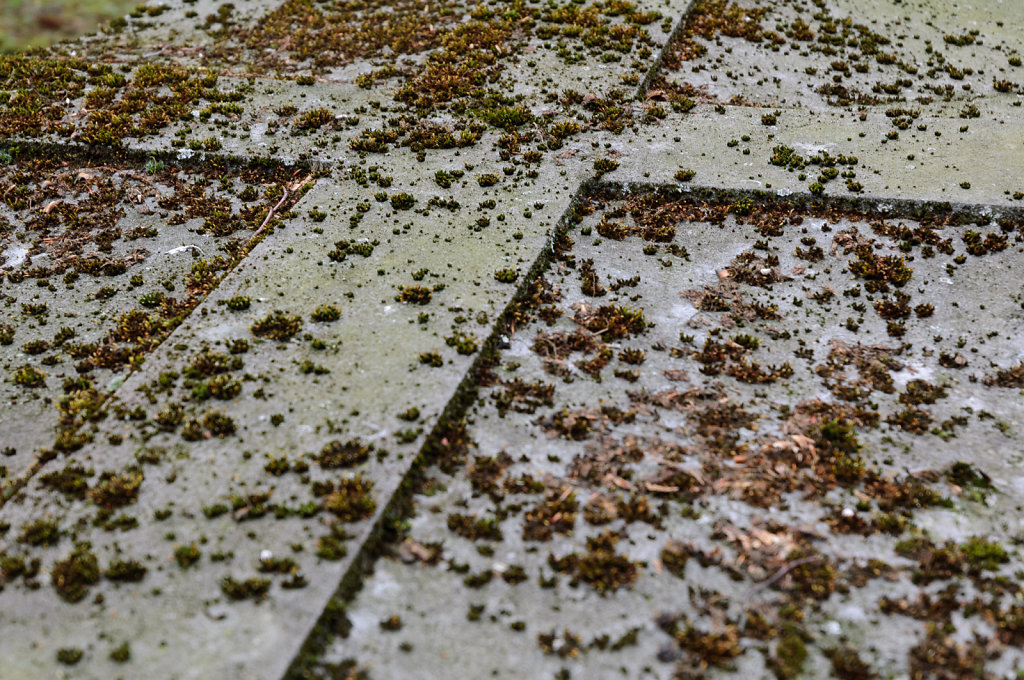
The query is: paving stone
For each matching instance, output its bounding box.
[608,104,1024,206]
[6,0,687,159]
[655,0,1024,111]
[622,0,1024,206]
[338,188,1024,679]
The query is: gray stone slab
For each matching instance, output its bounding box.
[657,0,1024,111]
[336,189,1024,679]
[56,0,287,60]
[605,104,1024,206]
[2,0,689,159]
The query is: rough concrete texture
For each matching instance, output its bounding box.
[339,193,1024,679]
[0,0,1022,679]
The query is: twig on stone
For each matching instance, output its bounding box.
[745,555,824,600]
[249,187,289,244]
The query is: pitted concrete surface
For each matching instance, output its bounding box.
[0,0,1022,679]
[338,195,1024,679]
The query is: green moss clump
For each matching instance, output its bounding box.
[661,540,691,578]
[445,331,478,355]
[945,462,992,490]
[397,407,420,421]
[311,304,342,322]
[315,533,348,561]
[446,513,503,541]
[87,469,143,509]
[293,107,334,130]
[829,646,876,680]
[174,543,202,569]
[389,193,417,210]
[815,419,865,485]
[547,531,638,592]
[349,128,400,153]
[848,247,913,290]
[419,350,443,367]
[19,519,61,546]
[105,559,148,582]
[220,576,271,601]
[39,464,91,500]
[770,628,808,679]
[593,158,619,176]
[325,240,351,263]
[51,543,100,603]
[318,440,373,469]
[322,475,376,521]
[961,538,1009,572]
[109,642,131,663]
[1,553,29,580]
[56,648,84,665]
[484,105,533,130]
[225,295,251,311]
[575,304,647,340]
[203,375,241,400]
[494,268,518,283]
[12,365,46,388]
[181,409,236,440]
[395,285,432,305]
[251,310,303,340]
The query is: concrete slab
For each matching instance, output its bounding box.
[2,0,689,160]
[656,0,1024,111]
[607,103,1024,206]
[337,188,1024,679]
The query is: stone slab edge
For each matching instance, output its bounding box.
[279,6,706,671]
[278,176,601,679]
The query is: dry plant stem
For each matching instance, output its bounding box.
[250,186,289,244]
[745,555,825,600]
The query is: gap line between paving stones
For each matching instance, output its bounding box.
[281,175,601,679]
[636,0,697,99]
[1,139,317,177]
[606,181,1024,223]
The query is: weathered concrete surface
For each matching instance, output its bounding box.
[1,0,1023,678]
[608,105,1024,206]
[337,195,1024,679]
[658,0,1024,111]
[0,154,307,493]
[0,150,591,678]
[622,0,1024,205]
